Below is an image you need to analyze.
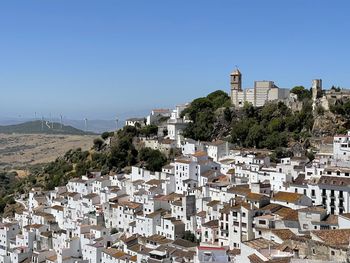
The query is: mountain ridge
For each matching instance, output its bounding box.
[0,120,96,135]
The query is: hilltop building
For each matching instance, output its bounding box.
[333,131,350,163]
[125,117,145,127]
[146,108,171,125]
[166,104,190,147]
[230,69,289,107]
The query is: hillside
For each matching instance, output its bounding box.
[0,120,96,135]
[181,88,349,150]
[0,133,96,168]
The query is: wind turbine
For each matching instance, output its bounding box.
[49,113,53,129]
[60,114,63,129]
[84,118,88,132]
[115,116,119,131]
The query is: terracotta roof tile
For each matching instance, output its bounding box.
[312,229,350,246]
[271,191,304,203]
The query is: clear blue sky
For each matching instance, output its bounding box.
[0,0,349,119]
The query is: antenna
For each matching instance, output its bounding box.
[115,116,119,131]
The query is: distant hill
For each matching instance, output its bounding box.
[0,118,124,134]
[0,121,96,135]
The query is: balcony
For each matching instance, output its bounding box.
[221,229,229,234]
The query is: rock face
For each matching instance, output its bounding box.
[312,111,345,137]
[210,96,349,145]
[290,142,307,157]
[212,107,235,140]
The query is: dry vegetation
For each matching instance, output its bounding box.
[0,133,95,169]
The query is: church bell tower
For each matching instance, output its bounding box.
[230,69,242,106]
[230,69,242,91]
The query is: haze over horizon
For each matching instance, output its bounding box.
[1,0,350,119]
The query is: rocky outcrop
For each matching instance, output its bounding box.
[312,111,346,137]
[212,107,235,140]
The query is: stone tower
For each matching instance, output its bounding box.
[312,79,322,100]
[230,69,242,106]
[312,79,322,111]
[230,69,242,91]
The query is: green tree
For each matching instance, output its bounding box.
[243,102,256,118]
[206,90,232,109]
[182,97,215,141]
[93,138,104,150]
[246,124,265,148]
[331,85,341,92]
[138,148,167,172]
[140,125,158,138]
[101,131,114,140]
[263,132,288,149]
[183,231,198,243]
[230,118,256,146]
[223,107,232,122]
[267,117,284,133]
[290,86,311,101]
